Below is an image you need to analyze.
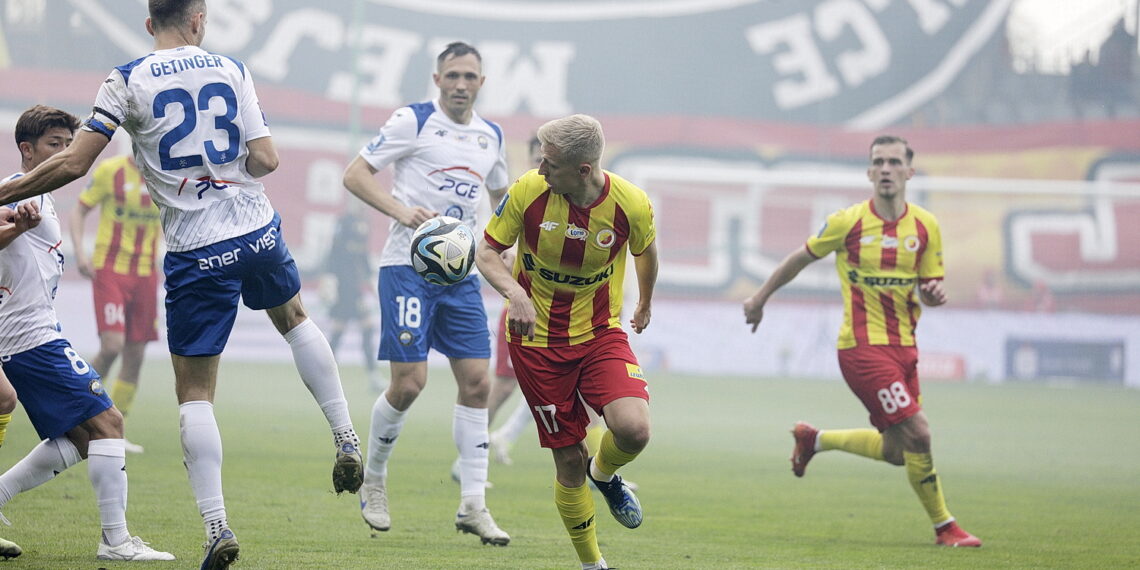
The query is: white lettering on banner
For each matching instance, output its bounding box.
[816,0,890,89]
[329,26,423,108]
[477,41,575,116]
[748,13,839,109]
[249,9,345,81]
[748,0,970,110]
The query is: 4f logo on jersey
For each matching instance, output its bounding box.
[539,221,559,231]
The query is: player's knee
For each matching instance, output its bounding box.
[614,422,651,454]
[0,386,16,414]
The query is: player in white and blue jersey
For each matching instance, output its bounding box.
[0,105,173,562]
[342,41,511,545]
[0,3,363,568]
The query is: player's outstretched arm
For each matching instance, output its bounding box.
[343,156,437,228]
[0,130,108,204]
[743,247,816,333]
[475,239,535,340]
[630,241,659,334]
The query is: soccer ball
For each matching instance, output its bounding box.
[409,216,476,286]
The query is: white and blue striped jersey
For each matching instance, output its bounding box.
[0,173,64,356]
[359,100,508,268]
[83,45,274,252]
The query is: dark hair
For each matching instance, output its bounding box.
[870,135,914,163]
[436,41,481,70]
[14,105,80,147]
[149,0,204,31]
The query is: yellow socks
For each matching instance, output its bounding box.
[109,380,138,416]
[594,430,640,477]
[584,424,605,457]
[0,412,10,448]
[555,481,600,564]
[904,451,952,525]
[819,429,884,461]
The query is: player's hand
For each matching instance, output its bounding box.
[919,279,947,306]
[630,301,651,334]
[14,201,41,231]
[743,294,765,333]
[506,293,537,341]
[401,206,440,229]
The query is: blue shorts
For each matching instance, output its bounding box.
[163,213,301,357]
[378,265,491,362]
[1,339,112,440]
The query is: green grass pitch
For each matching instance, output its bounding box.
[0,360,1137,568]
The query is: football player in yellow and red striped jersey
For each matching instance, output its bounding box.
[69,154,160,453]
[478,114,659,570]
[743,135,981,548]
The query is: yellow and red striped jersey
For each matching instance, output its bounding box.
[77,155,161,277]
[484,169,656,347]
[806,199,943,349]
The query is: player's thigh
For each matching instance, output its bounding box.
[430,274,491,360]
[838,345,922,431]
[92,269,128,335]
[2,339,112,440]
[238,215,302,313]
[163,245,243,357]
[378,266,435,362]
[577,329,650,414]
[123,272,159,343]
[507,343,591,449]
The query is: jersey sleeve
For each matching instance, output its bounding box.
[486,134,510,192]
[77,161,111,208]
[918,213,945,280]
[237,64,271,141]
[805,207,853,259]
[483,175,528,250]
[358,107,418,172]
[82,69,129,140]
[628,190,657,256]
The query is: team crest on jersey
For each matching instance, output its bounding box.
[903,235,921,252]
[445,205,463,219]
[594,229,616,248]
[564,224,588,241]
[477,135,489,150]
[89,379,105,396]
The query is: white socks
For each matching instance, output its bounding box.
[454,404,489,505]
[0,437,82,507]
[180,401,228,540]
[284,319,354,434]
[365,394,407,483]
[88,438,130,546]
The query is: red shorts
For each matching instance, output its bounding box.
[494,306,515,379]
[837,345,923,432]
[508,328,649,449]
[92,268,159,343]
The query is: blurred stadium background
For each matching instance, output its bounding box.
[1,0,1138,387]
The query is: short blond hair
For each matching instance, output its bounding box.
[537,114,605,165]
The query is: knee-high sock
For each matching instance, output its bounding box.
[0,437,82,508]
[180,401,228,540]
[591,430,639,482]
[492,398,533,444]
[365,394,407,483]
[110,380,138,417]
[904,451,953,526]
[555,481,601,565]
[453,405,489,507]
[88,438,130,546]
[819,429,885,461]
[285,319,357,445]
[583,424,605,457]
[0,413,10,448]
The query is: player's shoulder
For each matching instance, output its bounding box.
[604,171,651,203]
[905,201,939,223]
